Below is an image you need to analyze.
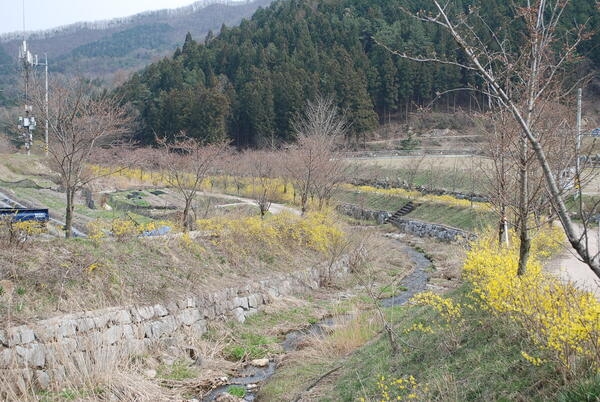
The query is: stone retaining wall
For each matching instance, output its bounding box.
[390,218,476,242]
[336,203,475,242]
[336,203,391,224]
[350,178,489,203]
[0,262,347,391]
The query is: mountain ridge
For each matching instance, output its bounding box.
[0,0,273,104]
[0,0,254,41]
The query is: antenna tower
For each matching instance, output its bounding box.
[17,0,48,156]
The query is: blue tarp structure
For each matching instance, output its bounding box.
[141,226,172,237]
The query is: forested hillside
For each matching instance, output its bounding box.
[0,0,273,106]
[119,0,600,147]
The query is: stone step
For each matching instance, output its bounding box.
[385,201,417,223]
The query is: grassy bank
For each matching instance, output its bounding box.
[321,287,564,401]
[256,281,599,401]
[261,227,600,402]
[336,185,496,232]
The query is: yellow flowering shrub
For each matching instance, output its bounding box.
[409,290,464,351]
[2,220,44,246]
[88,166,297,205]
[343,184,491,210]
[110,218,138,241]
[463,227,600,376]
[402,322,434,335]
[88,165,168,187]
[86,219,107,245]
[87,216,174,242]
[86,261,103,273]
[196,210,344,260]
[179,232,205,255]
[411,291,462,322]
[362,375,429,401]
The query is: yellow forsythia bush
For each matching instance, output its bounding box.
[463,227,600,375]
[411,291,462,323]
[344,184,491,210]
[87,217,174,243]
[0,220,44,246]
[196,210,344,256]
[362,375,429,401]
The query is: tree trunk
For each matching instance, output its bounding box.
[517,136,530,275]
[182,199,192,232]
[498,206,507,247]
[65,188,75,239]
[301,193,307,216]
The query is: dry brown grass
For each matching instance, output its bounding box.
[0,135,16,155]
[0,337,176,401]
[0,225,323,323]
[302,312,381,359]
[348,154,491,171]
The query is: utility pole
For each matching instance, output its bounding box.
[576,88,582,174]
[17,0,35,155]
[35,54,49,156]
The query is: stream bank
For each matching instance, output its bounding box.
[203,237,432,401]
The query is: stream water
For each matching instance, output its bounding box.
[201,240,431,401]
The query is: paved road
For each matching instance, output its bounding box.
[0,188,86,237]
[0,190,27,208]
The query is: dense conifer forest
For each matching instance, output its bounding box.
[118,0,599,147]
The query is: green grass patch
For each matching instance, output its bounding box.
[558,375,600,402]
[158,359,197,381]
[242,306,322,333]
[227,385,246,398]
[347,159,489,195]
[109,191,151,208]
[223,332,279,361]
[410,203,493,232]
[336,189,495,232]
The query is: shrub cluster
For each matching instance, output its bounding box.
[196,210,344,263]
[0,217,44,247]
[345,184,490,210]
[87,217,174,244]
[463,228,600,379]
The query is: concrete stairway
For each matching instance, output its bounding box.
[385,201,417,224]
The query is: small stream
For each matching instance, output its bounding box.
[202,240,431,401]
[380,244,431,307]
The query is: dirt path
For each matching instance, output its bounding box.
[200,191,301,216]
[546,225,600,297]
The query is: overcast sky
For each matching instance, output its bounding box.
[1,0,199,35]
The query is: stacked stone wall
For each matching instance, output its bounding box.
[390,218,476,242]
[336,203,475,242]
[0,262,347,391]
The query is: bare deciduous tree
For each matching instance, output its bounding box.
[156,134,228,231]
[244,150,280,218]
[286,97,349,214]
[34,78,132,238]
[383,1,600,277]
[480,103,577,252]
